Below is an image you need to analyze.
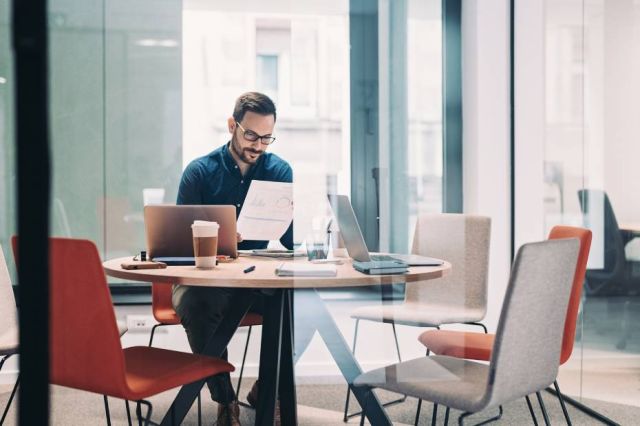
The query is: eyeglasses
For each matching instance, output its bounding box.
[235,122,276,145]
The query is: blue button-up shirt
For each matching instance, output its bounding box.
[177,143,293,250]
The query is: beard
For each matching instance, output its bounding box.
[231,134,264,165]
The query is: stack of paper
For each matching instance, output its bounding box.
[275,262,337,277]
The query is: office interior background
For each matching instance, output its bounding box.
[1,0,640,423]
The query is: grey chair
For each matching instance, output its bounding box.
[343,214,491,420]
[354,238,580,425]
[0,245,19,424]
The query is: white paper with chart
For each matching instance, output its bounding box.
[237,180,294,241]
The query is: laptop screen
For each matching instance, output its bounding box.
[327,195,372,262]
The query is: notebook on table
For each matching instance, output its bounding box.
[275,263,337,277]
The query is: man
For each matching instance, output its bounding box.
[174,92,293,425]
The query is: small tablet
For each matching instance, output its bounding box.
[152,257,196,266]
[121,261,167,270]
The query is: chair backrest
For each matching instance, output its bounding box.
[547,226,592,364]
[19,237,129,395]
[577,189,624,276]
[408,214,491,316]
[151,282,175,321]
[485,239,579,407]
[0,245,18,343]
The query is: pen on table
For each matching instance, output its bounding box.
[243,265,256,273]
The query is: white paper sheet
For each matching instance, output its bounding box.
[237,180,294,241]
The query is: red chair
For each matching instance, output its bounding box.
[148,282,262,407]
[23,237,234,425]
[418,226,592,424]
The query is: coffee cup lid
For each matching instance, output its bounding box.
[192,220,219,229]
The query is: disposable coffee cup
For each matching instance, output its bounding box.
[191,221,219,269]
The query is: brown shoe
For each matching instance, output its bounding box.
[246,381,259,408]
[246,381,280,426]
[216,400,241,426]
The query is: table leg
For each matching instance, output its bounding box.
[160,290,257,426]
[255,290,284,426]
[278,290,298,426]
[295,289,392,426]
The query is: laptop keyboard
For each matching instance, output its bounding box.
[370,254,399,262]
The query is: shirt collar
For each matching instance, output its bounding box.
[221,141,266,177]
[221,142,238,172]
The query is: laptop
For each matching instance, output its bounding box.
[144,205,238,263]
[327,195,443,266]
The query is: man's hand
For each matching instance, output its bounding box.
[237,233,243,243]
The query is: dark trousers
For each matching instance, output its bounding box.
[172,285,314,404]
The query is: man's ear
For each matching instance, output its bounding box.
[227,117,235,134]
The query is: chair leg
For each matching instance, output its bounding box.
[457,406,502,426]
[536,392,551,426]
[390,323,408,403]
[125,400,133,426]
[415,398,423,426]
[553,380,572,426]
[197,392,202,426]
[466,322,488,333]
[545,385,620,426]
[476,406,503,426]
[431,403,438,426]
[236,325,252,402]
[525,395,539,426]
[148,323,163,347]
[0,372,19,425]
[444,406,450,426]
[343,319,360,422]
[103,395,112,426]
[136,400,153,426]
[0,355,12,371]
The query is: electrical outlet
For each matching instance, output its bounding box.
[126,315,162,333]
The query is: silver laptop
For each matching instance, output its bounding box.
[327,195,443,266]
[144,205,238,259]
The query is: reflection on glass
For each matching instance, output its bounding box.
[545,0,640,410]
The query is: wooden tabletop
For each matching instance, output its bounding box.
[103,256,451,289]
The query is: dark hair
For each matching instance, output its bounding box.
[232,92,277,123]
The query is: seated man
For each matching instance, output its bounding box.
[173,92,300,425]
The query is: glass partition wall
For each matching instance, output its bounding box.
[517,0,640,414]
[545,0,640,410]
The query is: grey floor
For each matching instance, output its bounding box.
[1,379,639,425]
[1,296,638,425]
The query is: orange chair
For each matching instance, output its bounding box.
[418,226,592,424]
[148,282,262,407]
[26,237,234,425]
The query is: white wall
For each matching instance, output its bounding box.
[462,0,512,331]
[513,0,546,248]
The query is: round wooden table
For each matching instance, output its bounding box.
[103,256,450,426]
[103,255,450,288]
